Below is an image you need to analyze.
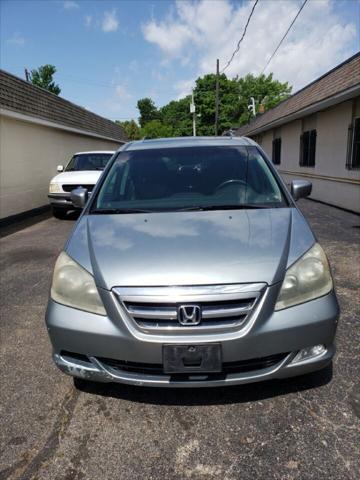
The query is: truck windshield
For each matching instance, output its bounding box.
[92,146,287,212]
[65,153,113,172]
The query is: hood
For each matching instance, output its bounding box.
[50,170,102,184]
[66,208,315,289]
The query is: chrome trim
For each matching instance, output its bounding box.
[202,305,252,318]
[135,318,248,332]
[114,283,266,303]
[113,283,266,335]
[126,304,252,321]
[127,306,178,320]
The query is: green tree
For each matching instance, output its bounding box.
[134,72,291,138]
[115,120,141,140]
[159,96,193,137]
[193,73,240,135]
[30,65,61,95]
[140,119,173,139]
[137,98,159,127]
[236,73,291,126]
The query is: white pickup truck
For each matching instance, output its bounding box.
[48,151,114,219]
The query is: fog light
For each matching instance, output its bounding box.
[291,345,326,364]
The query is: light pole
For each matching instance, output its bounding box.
[190,90,196,136]
[248,97,256,116]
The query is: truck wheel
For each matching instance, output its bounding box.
[52,208,68,219]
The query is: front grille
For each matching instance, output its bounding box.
[62,184,94,192]
[124,298,254,329]
[98,352,289,378]
[114,284,265,334]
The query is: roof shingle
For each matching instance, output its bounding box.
[0,69,127,142]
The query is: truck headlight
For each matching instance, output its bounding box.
[275,243,333,311]
[51,252,106,315]
[49,183,62,194]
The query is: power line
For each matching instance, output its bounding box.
[221,0,259,73]
[262,0,308,73]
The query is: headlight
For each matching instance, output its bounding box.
[49,183,62,194]
[51,252,106,315]
[275,243,333,311]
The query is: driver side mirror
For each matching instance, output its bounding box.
[290,180,312,201]
[71,187,88,209]
[57,165,64,173]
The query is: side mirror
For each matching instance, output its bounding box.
[71,187,88,208]
[290,180,312,201]
[57,165,64,173]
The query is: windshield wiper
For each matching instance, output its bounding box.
[178,204,271,211]
[91,208,151,214]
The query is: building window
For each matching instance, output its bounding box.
[300,129,316,167]
[347,117,360,169]
[272,138,281,165]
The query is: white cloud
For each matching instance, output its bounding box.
[84,15,92,27]
[102,9,119,33]
[7,32,25,46]
[175,78,195,99]
[63,0,79,9]
[142,0,357,93]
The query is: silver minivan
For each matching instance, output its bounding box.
[45,137,339,388]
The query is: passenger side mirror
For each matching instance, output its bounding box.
[57,165,64,173]
[71,187,88,208]
[290,180,312,201]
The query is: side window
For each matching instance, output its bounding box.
[346,117,360,169]
[272,138,281,165]
[300,129,316,167]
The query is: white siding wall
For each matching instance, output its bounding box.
[0,115,122,219]
[254,98,360,213]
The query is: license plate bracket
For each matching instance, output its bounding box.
[163,344,222,374]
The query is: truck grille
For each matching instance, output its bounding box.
[62,184,94,192]
[113,284,266,334]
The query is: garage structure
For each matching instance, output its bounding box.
[0,70,127,221]
[236,53,360,213]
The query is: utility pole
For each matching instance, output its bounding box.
[190,90,196,136]
[215,58,219,136]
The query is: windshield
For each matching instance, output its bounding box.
[92,146,287,212]
[65,153,113,172]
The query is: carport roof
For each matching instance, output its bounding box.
[0,69,127,142]
[236,52,360,137]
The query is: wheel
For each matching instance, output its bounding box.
[52,207,68,219]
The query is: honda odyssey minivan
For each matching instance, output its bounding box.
[45,137,339,388]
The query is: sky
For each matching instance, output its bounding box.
[1,0,359,122]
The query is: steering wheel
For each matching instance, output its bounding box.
[215,179,247,192]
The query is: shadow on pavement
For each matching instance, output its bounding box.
[74,363,333,406]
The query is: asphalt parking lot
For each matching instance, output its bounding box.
[0,199,359,480]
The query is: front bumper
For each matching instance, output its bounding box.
[48,193,74,209]
[45,285,339,388]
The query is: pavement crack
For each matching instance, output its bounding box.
[5,386,80,480]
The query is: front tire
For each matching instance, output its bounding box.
[52,207,68,219]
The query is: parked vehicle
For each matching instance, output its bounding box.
[48,151,114,218]
[46,137,339,388]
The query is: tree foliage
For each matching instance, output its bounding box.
[116,120,141,141]
[141,119,173,139]
[30,65,61,95]
[131,72,291,139]
[236,73,292,126]
[137,98,159,127]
